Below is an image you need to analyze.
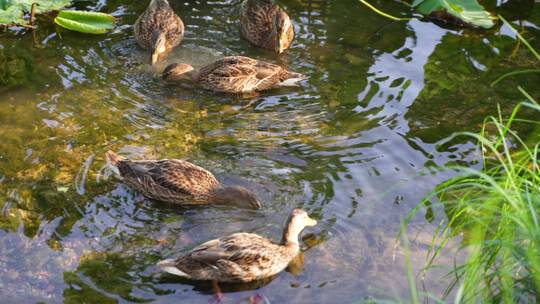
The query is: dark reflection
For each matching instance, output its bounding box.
[489,0,535,21]
[157,252,306,294]
[158,274,275,294]
[406,30,540,143]
[286,252,306,275]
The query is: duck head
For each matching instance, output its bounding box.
[282,209,317,246]
[162,63,200,82]
[149,0,171,8]
[211,186,262,210]
[273,10,293,54]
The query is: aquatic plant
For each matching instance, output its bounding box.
[358,0,495,28]
[0,0,70,28]
[414,97,540,302]
[0,1,114,33]
[403,17,540,301]
[54,10,115,34]
[412,0,495,29]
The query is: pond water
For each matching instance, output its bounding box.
[1,0,539,303]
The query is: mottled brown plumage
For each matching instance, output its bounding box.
[158,209,317,282]
[134,0,184,64]
[105,151,261,209]
[240,0,294,53]
[162,56,304,93]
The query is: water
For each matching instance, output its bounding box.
[1,0,539,303]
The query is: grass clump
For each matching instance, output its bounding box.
[401,15,540,303]
[420,98,540,302]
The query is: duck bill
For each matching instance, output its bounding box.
[275,43,286,54]
[150,52,160,65]
[306,217,317,227]
[274,38,284,54]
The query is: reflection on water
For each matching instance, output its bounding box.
[1,0,539,303]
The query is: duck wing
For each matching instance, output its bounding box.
[179,233,283,281]
[199,56,287,93]
[190,233,274,262]
[251,60,295,91]
[118,159,219,197]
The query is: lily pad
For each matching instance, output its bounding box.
[54,10,115,34]
[20,0,71,13]
[0,3,24,24]
[412,0,495,29]
[0,0,71,26]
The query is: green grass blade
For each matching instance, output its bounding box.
[499,15,540,61]
[401,222,420,304]
[491,69,540,86]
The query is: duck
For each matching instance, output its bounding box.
[134,0,184,64]
[162,56,304,94]
[105,151,262,209]
[157,209,317,282]
[240,0,294,53]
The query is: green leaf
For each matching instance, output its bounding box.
[0,0,71,26]
[31,0,71,13]
[413,0,495,29]
[0,3,24,24]
[0,0,14,11]
[54,10,115,34]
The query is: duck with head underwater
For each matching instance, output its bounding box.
[134,0,184,64]
[162,56,304,94]
[105,151,262,210]
[240,0,294,54]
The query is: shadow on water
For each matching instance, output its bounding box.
[158,274,275,294]
[0,0,539,303]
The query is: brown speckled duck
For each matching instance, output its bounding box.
[105,151,262,209]
[240,0,294,53]
[134,0,184,64]
[158,209,317,282]
[162,56,304,93]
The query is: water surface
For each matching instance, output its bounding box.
[1,0,539,303]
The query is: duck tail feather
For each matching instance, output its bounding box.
[279,77,304,87]
[157,259,191,278]
[105,151,125,166]
[279,71,305,87]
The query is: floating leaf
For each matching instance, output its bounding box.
[0,0,71,26]
[413,0,495,29]
[31,0,71,13]
[54,10,115,34]
[0,3,24,24]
